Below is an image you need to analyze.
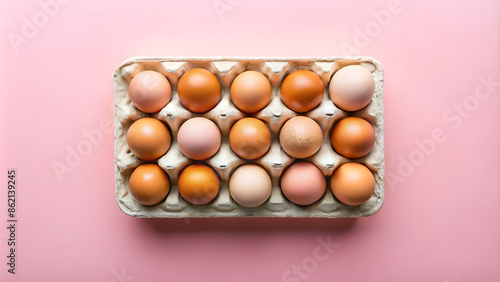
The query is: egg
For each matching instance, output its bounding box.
[128,71,171,113]
[280,70,324,112]
[279,116,323,159]
[229,164,272,208]
[229,117,271,160]
[330,162,375,206]
[178,164,220,205]
[280,162,326,206]
[177,68,221,113]
[329,65,375,111]
[177,117,221,160]
[230,71,272,113]
[126,118,171,160]
[331,117,375,158]
[129,163,170,206]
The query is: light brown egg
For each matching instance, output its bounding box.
[128,70,172,113]
[280,70,324,112]
[279,116,323,159]
[330,162,375,206]
[331,117,375,159]
[129,163,170,206]
[177,68,221,113]
[178,164,220,205]
[229,117,271,160]
[329,65,375,112]
[126,118,171,161]
[230,71,272,113]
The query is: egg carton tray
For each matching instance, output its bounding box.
[114,57,384,218]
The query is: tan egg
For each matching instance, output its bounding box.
[126,118,171,161]
[329,65,375,112]
[330,162,375,206]
[331,117,375,159]
[177,68,221,113]
[229,117,271,160]
[280,70,324,112]
[129,164,170,206]
[230,71,272,113]
[128,71,172,113]
[178,164,220,205]
[279,116,323,159]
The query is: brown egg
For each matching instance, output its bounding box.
[331,117,375,158]
[279,116,323,159]
[330,162,375,206]
[129,163,170,206]
[126,118,171,160]
[280,70,324,112]
[177,68,221,113]
[178,164,220,205]
[230,71,271,113]
[229,117,271,159]
[128,71,171,113]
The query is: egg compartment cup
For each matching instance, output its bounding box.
[114,57,384,218]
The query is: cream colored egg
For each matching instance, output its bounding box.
[229,164,272,208]
[329,65,375,112]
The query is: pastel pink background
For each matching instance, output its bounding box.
[1,0,499,281]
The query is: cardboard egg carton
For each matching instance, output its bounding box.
[114,57,384,218]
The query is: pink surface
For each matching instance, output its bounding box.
[1,0,499,281]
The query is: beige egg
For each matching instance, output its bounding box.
[329,65,375,112]
[229,164,272,208]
